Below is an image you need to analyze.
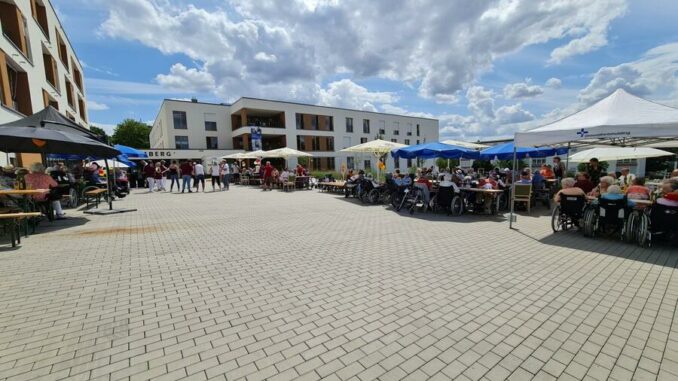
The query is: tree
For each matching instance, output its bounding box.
[111,119,151,148]
[89,125,110,143]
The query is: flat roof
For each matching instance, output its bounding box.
[161,97,438,122]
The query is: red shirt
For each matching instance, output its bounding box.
[143,164,155,178]
[296,166,305,176]
[263,164,274,177]
[416,177,432,190]
[179,163,193,176]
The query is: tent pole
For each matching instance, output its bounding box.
[509,146,517,229]
[104,159,113,210]
[565,142,571,175]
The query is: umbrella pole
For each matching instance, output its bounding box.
[105,158,113,210]
[565,142,571,175]
[509,146,517,229]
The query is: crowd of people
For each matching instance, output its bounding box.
[137,159,310,193]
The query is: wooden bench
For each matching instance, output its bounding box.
[0,212,42,247]
[318,181,346,193]
[84,188,108,209]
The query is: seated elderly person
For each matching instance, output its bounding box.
[601,185,624,200]
[626,177,651,200]
[657,179,678,207]
[517,169,532,184]
[540,164,555,179]
[532,168,545,189]
[0,165,15,190]
[24,162,66,219]
[588,175,615,198]
[554,177,586,203]
[414,172,432,210]
[671,169,678,178]
[574,172,595,194]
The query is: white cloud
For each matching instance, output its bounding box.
[495,103,535,124]
[87,78,169,95]
[545,77,562,88]
[87,100,109,111]
[317,79,397,112]
[578,42,678,105]
[503,82,544,99]
[155,63,215,93]
[98,0,627,103]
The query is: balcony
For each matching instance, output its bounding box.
[231,108,285,130]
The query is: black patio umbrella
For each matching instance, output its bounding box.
[0,106,119,157]
[0,106,125,212]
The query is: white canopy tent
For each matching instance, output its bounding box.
[567,147,675,163]
[515,89,678,147]
[510,89,678,229]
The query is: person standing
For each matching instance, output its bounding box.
[180,160,193,193]
[552,157,566,180]
[142,161,156,192]
[154,162,166,191]
[168,160,180,192]
[209,161,222,191]
[262,161,274,191]
[586,158,603,186]
[220,160,230,190]
[194,161,206,192]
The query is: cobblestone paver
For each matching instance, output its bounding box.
[0,186,677,380]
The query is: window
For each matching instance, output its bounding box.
[206,136,218,149]
[407,123,413,136]
[379,120,385,135]
[393,130,400,136]
[416,140,420,145]
[204,113,217,131]
[296,113,303,129]
[55,29,68,71]
[416,124,420,136]
[2,57,32,115]
[296,136,306,150]
[42,89,58,108]
[31,1,49,39]
[347,157,355,169]
[175,136,189,149]
[77,95,86,122]
[323,116,334,131]
[391,139,397,143]
[296,113,333,131]
[173,111,187,129]
[345,117,353,133]
[407,158,413,168]
[65,78,74,108]
[72,60,83,91]
[364,160,371,170]
[393,122,399,135]
[394,158,400,169]
[43,51,58,90]
[311,157,335,171]
[0,3,31,60]
[379,128,385,135]
[404,139,410,145]
[360,137,368,144]
[362,119,370,134]
[311,115,318,130]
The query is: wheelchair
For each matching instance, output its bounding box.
[551,195,587,233]
[634,203,678,247]
[431,185,464,216]
[582,197,629,239]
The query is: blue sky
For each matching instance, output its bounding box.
[53,0,678,140]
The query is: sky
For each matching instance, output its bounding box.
[53,0,678,140]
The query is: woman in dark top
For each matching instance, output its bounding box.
[168,160,180,192]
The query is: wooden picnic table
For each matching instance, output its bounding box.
[459,188,504,194]
[318,181,346,192]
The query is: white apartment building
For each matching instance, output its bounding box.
[151,98,439,171]
[1,0,88,166]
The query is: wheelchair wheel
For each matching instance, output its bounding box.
[368,189,380,204]
[408,193,420,215]
[624,211,639,243]
[636,213,650,247]
[67,187,79,208]
[582,207,597,237]
[451,196,464,216]
[551,206,562,233]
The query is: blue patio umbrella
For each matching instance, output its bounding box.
[113,144,148,158]
[478,142,567,160]
[391,142,480,160]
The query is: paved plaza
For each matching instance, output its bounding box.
[1,186,677,381]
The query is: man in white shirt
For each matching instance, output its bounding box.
[617,167,636,189]
[194,161,205,192]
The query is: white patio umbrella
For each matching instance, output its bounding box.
[567,147,675,162]
[442,139,489,149]
[241,150,267,159]
[341,139,407,179]
[222,152,249,160]
[262,147,313,159]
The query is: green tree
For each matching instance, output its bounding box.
[577,161,609,173]
[435,158,459,169]
[89,125,110,143]
[111,119,151,148]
